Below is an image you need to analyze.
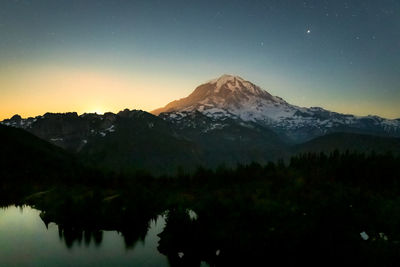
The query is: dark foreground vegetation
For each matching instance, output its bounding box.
[1,142,400,266]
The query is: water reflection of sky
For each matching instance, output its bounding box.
[0,206,170,266]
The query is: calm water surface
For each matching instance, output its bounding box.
[0,205,172,266]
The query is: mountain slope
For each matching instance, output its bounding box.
[160,111,288,167]
[0,124,78,180]
[152,74,287,117]
[79,109,203,174]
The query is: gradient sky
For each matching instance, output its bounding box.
[1,0,400,120]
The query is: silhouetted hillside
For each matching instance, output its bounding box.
[293,132,400,155]
[0,125,80,181]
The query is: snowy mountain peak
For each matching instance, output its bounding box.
[209,74,243,83]
[209,74,245,90]
[151,74,286,116]
[207,74,268,96]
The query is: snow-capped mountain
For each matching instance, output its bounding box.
[153,75,400,143]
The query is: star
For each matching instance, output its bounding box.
[306,29,311,34]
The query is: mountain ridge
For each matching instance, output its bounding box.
[2,109,400,174]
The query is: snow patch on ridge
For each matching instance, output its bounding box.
[210,74,245,91]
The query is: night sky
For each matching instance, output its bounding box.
[1,0,399,119]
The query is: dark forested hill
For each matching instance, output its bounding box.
[293,132,400,155]
[0,124,79,181]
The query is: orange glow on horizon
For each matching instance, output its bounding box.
[0,65,399,120]
[0,65,193,120]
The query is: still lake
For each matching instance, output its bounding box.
[0,205,205,267]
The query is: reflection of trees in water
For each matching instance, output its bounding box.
[57,226,103,249]
[38,204,159,249]
[37,202,294,266]
[121,222,148,249]
[54,224,152,250]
